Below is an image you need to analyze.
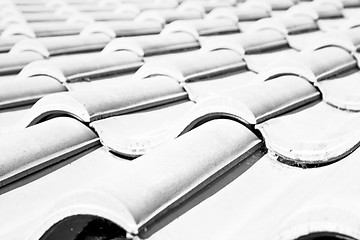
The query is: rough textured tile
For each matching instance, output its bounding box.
[0,36,26,52]
[19,51,143,83]
[0,117,99,187]
[150,148,360,240]
[135,49,246,82]
[137,9,203,23]
[91,101,195,157]
[0,75,66,110]
[103,32,199,57]
[261,46,357,82]
[186,70,258,97]
[22,76,188,126]
[2,1,360,239]
[82,21,163,38]
[0,119,262,240]
[163,18,240,36]
[220,75,321,124]
[30,22,86,37]
[316,68,360,111]
[0,52,43,74]
[11,34,112,57]
[257,101,360,165]
[244,48,298,73]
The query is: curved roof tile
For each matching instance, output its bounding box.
[19,50,143,82]
[135,49,246,82]
[257,101,360,166]
[0,117,99,187]
[22,76,188,126]
[103,32,199,57]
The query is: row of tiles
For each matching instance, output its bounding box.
[4,36,360,166]
[2,76,360,238]
[2,0,360,239]
[1,8,359,110]
[4,117,360,239]
[1,25,360,239]
[1,0,359,163]
[0,0,357,46]
[0,25,359,129]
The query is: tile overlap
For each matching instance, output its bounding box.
[1,0,360,239]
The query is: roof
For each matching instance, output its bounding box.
[1,0,360,239]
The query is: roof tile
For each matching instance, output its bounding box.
[250,0,296,11]
[257,101,360,166]
[244,47,297,73]
[22,76,187,126]
[11,33,111,57]
[3,0,360,238]
[135,49,246,82]
[91,100,194,157]
[316,67,360,110]
[179,1,234,13]
[0,36,26,53]
[0,51,43,74]
[0,117,99,187]
[0,75,66,110]
[137,9,203,24]
[186,70,258,97]
[260,46,357,82]
[1,23,36,38]
[150,143,360,239]
[221,75,321,124]
[21,12,68,22]
[81,20,163,38]
[19,50,143,83]
[30,21,86,37]
[103,32,199,57]
[207,4,271,22]
[85,11,137,21]
[341,0,360,7]
[163,18,240,37]
[69,119,260,235]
